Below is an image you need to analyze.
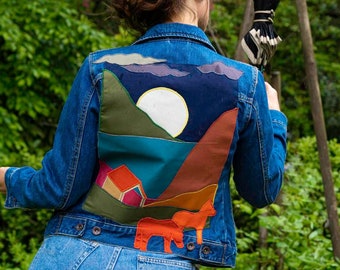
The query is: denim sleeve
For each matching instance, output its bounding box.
[5,57,100,209]
[233,70,287,208]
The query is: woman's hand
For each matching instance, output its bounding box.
[265,82,281,111]
[0,167,9,194]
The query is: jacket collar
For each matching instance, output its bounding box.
[133,23,216,52]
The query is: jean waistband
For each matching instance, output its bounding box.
[44,213,236,267]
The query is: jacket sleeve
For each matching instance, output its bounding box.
[233,69,287,208]
[4,57,100,209]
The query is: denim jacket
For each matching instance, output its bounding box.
[5,23,287,267]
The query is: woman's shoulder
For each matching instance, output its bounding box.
[88,46,133,62]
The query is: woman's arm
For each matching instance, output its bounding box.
[4,57,100,210]
[233,71,287,208]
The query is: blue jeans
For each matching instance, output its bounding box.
[29,236,197,270]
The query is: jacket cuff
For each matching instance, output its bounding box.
[4,167,20,208]
[270,110,288,130]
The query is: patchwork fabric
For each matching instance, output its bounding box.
[83,57,239,253]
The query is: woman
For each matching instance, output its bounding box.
[0,0,287,268]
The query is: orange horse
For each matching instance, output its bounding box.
[134,200,216,253]
[172,200,216,244]
[134,217,184,253]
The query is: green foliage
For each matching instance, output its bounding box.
[209,0,245,57]
[209,0,340,140]
[272,0,340,140]
[0,0,115,165]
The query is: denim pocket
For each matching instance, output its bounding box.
[29,236,98,270]
[137,255,195,270]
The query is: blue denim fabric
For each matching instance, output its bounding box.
[5,23,287,268]
[29,236,197,270]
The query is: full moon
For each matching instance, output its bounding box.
[136,87,189,137]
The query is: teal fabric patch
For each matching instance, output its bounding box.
[98,132,195,198]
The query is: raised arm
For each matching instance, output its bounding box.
[233,71,287,208]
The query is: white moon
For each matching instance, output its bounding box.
[136,87,189,137]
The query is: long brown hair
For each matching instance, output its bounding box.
[110,0,185,33]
